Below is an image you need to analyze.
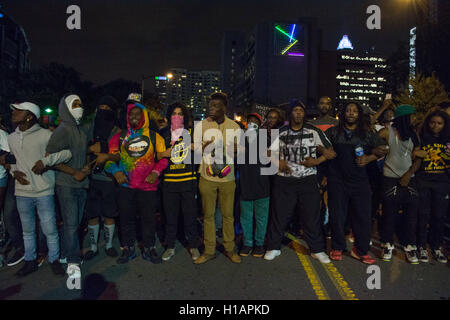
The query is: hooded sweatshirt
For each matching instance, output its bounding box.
[8,124,72,197]
[105,103,168,191]
[46,94,89,189]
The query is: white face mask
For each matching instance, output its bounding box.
[247,122,259,131]
[70,107,84,124]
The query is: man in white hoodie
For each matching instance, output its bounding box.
[8,102,72,277]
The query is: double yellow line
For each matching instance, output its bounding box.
[287,233,359,300]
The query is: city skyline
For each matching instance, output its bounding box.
[1,0,411,85]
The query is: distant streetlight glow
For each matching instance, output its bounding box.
[167,73,173,79]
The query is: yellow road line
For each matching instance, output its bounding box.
[288,238,330,300]
[287,233,359,301]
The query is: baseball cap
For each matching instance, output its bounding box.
[247,112,263,126]
[10,102,41,119]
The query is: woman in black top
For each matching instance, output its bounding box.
[415,110,449,264]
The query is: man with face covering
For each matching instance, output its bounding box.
[105,102,168,264]
[46,94,90,281]
[83,96,122,260]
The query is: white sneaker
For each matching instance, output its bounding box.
[404,245,419,264]
[381,243,394,261]
[264,250,281,261]
[66,263,81,279]
[311,252,331,264]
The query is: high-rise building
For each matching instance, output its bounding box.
[0,9,31,109]
[319,35,387,112]
[221,19,321,115]
[155,68,221,120]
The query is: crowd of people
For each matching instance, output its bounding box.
[0,91,448,286]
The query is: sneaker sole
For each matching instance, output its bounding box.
[239,253,250,257]
[162,255,174,261]
[7,256,24,267]
[351,251,375,264]
[252,254,264,258]
[311,255,331,264]
[264,253,280,261]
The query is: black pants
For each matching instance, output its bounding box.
[417,179,449,250]
[117,187,157,248]
[266,175,324,253]
[162,188,200,249]
[328,179,372,255]
[4,176,23,251]
[380,177,419,246]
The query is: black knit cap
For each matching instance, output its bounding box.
[97,95,119,111]
[289,99,306,114]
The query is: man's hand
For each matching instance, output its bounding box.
[32,160,46,175]
[317,146,336,160]
[372,145,389,158]
[89,142,101,154]
[399,172,412,187]
[0,154,6,166]
[145,172,159,184]
[73,170,88,182]
[300,157,319,168]
[113,172,127,185]
[13,171,30,185]
[93,153,110,166]
[356,155,372,167]
[159,147,173,159]
[278,159,292,174]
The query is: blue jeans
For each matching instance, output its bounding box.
[16,195,60,263]
[56,186,87,264]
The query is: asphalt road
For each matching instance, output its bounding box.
[0,228,449,300]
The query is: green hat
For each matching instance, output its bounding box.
[394,105,415,119]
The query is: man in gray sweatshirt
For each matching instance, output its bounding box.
[8,102,72,277]
[46,94,89,281]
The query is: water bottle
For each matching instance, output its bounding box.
[355,145,364,157]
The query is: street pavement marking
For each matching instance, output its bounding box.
[287,233,359,301]
[287,235,331,300]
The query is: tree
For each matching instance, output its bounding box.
[395,73,449,121]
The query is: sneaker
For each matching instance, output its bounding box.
[432,249,448,264]
[418,247,429,263]
[351,247,375,264]
[239,246,252,257]
[59,257,67,264]
[311,252,331,264]
[189,248,201,261]
[264,250,281,261]
[83,250,98,261]
[381,243,394,261]
[252,246,265,258]
[162,248,175,261]
[16,260,38,277]
[105,247,118,257]
[116,247,137,264]
[66,263,81,279]
[225,251,242,264]
[193,253,216,265]
[49,260,65,276]
[330,249,343,261]
[404,245,419,264]
[6,250,24,266]
[37,253,47,267]
[142,247,162,264]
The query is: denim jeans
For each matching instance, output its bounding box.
[4,176,23,251]
[240,197,269,247]
[56,186,87,264]
[16,195,60,263]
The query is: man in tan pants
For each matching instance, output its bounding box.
[194,92,241,264]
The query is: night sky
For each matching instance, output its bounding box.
[2,0,412,85]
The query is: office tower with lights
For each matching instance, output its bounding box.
[221,19,321,115]
[156,68,221,119]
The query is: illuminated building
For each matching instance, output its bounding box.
[319,35,387,112]
[155,68,221,120]
[221,19,320,115]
